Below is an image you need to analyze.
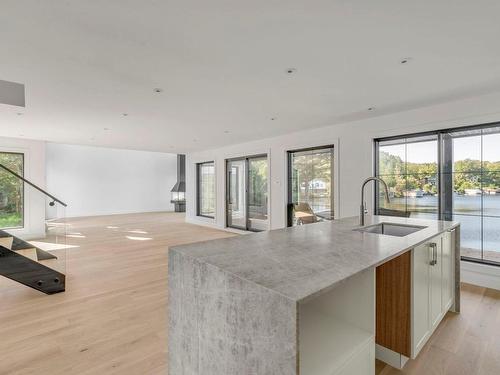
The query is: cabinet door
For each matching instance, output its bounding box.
[441,230,454,311]
[429,238,442,332]
[412,243,430,357]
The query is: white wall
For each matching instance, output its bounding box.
[186,90,500,231]
[46,143,178,218]
[0,136,46,239]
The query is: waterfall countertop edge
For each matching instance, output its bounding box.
[170,215,459,303]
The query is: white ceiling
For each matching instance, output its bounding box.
[1,0,500,153]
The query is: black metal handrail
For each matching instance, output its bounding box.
[0,163,67,207]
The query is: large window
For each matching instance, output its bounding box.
[376,135,439,219]
[0,152,24,229]
[196,161,215,218]
[287,146,334,226]
[375,123,500,266]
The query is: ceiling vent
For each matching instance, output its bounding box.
[0,80,25,107]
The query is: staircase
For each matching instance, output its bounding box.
[0,162,67,295]
[0,230,65,294]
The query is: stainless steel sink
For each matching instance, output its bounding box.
[355,223,427,237]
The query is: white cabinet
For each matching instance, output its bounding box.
[411,230,455,358]
[441,230,454,312]
[412,241,431,356]
[429,240,443,331]
[376,228,457,369]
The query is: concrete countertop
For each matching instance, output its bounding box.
[171,215,459,303]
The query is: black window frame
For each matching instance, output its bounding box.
[286,145,335,227]
[374,121,500,267]
[196,161,216,219]
[225,154,268,232]
[374,133,441,219]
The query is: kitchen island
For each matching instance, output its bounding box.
[168,215,460,375]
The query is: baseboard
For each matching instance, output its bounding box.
[185,216,217,227]
[376,344,409,369]
[461,260,500,291]
[185,217,248,235]
[21,232,47,241]
[65,209,176,219]
[4,229,46,241]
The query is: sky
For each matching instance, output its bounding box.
[382,134,500,164]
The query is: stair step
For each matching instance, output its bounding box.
[0,229,12,238]
[36,248,58,261]
[14,248,38,262]
[0,246,65,294]
[11,237,35,251]
[0,229,64,295]
[0,236,13,249]
[0,231,58,261]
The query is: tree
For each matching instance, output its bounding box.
[0,153,24,227]
[292,151,332,202]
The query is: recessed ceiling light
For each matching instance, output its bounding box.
[285,68,297,75]
[154,88,163,93]
[367,107,375,111]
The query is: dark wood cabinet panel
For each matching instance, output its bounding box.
[376,252,411,357]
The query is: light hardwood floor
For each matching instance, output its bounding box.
[376,283,500,375]
[0,212,235,375]
[0,212,499,374]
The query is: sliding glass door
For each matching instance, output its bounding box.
[480,129,500,263]
[226,155,268,231]
[442,127,500,263]
[375,123,500,265]
[227,159,247,229]
[248,156,269,231]
[287,146,334,226]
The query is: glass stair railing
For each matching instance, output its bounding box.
[0,163,67,294]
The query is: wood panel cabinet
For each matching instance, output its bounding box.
[376,252,411,357]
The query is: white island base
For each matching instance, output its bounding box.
[300,269,375,375]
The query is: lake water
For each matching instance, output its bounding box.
[388,195,500,253]
[309,194,500,256]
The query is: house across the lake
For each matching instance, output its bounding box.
[405,189,424,198]
[465,188,483,195]
[305,178,329,194]
[484,188,500,195]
